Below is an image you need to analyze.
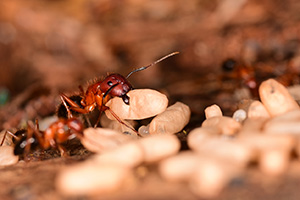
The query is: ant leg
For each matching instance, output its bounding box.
[60,94,93,127]
[60,95,74,119]
[84,115,93,127]
[0,130,18,146]
[24,121,36,161]
[28,121,45,149]
[94,109,104,128]
[57,144,68,157]
[35,119,39,130]
[104,106,142,137]
[0,131,8,146]
[60,94,91,114]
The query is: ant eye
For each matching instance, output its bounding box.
[107,81,113,86]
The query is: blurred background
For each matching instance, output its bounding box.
[1,1,300,199]
[1,0,300,129]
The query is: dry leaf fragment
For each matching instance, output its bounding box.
[0,146,19,166]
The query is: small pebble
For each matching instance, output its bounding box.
[232,109,247,122]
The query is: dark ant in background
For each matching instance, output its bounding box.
[1,118,84,158]
[221,58,258,97]
[59,52,179,133]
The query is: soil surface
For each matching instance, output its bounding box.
[1,0,300,199]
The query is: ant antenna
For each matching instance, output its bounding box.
[126,51,179,79]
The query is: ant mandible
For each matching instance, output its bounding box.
[1,118,84,158]
[60,52,179,129]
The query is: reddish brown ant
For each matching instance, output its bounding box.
[1,118,84,158]
[60,52,179,131]
[221,58,258,97]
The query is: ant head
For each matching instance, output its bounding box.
[67,118,84,134]
[100,52,179,105]
[222,58,237,72]
[100,74,132,105]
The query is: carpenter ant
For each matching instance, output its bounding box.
[221,58,258,97]
[60,52,179,130]
[1,118,84,158]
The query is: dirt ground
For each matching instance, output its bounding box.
[1,0,300,199]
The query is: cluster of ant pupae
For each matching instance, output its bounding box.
[1,52,179,160]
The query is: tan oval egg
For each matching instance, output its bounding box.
[204,104,223,119]
[56,162,132,196]
[0,146,19,166]
[138,125,151,137]
[158,151,199,182]
[187,127,219,150]
[238,133,295,152]
[105,89,168,120]
[191,138,254,168]
[239,118,268,135]
[100,114,138,138]
[259,148,290,176]
[202,116,241,135]
[247,100,270,119]
[148,102,191,135]
[139,135,181,163]
[93,141,144,168]
[81,128,134,153]
[259,79,299,116]
[189,157,238,199]
[263,110,300,135]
